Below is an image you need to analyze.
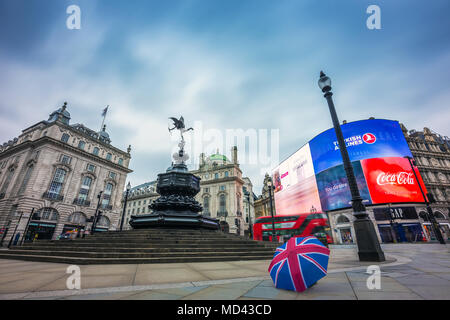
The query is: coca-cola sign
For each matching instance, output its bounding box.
[376,172,414,186]
[361,157,427,204]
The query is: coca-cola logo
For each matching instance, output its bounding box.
[363,133,376,144]
[376,172,415,186]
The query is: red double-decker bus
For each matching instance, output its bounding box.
[253,213,333,245]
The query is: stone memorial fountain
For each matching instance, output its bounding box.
[129,116,220,230]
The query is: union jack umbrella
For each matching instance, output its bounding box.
[268,236,330,292]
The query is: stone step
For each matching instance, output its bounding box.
[31,239,263,246]
[14,246,275,253]
[3,249,275,259]
[0,253,272,265]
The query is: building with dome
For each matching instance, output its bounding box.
[192,147,256,236]
[0,102,132,245]
[120,146,256,236]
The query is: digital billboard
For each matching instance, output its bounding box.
[272,119,427,215]
[273,143,323,214]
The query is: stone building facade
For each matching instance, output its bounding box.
[120,181,158,230]
[0,102,132,245]
[254,173,276,220]
[327,123,450,245]
[121,147,255,236]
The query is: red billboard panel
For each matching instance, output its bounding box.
[361,157,427,204]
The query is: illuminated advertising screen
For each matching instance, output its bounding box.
[272,119,427,215]
[273,143,323,214]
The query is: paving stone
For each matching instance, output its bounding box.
[243,286,299,300]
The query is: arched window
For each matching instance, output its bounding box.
[18,163,34,194]
[78,141,86,150]
[418,211,428,221]
[102,182,114,208]
[97,216,110,228]
[77,176,92,201]
[67,212,87,225]
[48,168,66,195]
[93,147,99,156]
[118,158,123,165]
[0,167,15,196]
[61,133,70,143]
[434,211,446,220]
[34,208,59,221]
[203,196,210,216]
[219,194,226,213]
[337,215,350,224]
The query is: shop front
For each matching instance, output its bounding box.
[25,222,56,242]
[374,206,426,243]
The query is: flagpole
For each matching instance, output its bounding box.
[100,105,109,131]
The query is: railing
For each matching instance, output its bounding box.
[217,211,228,217]
[42,192,64,201]
[73,198,91,206]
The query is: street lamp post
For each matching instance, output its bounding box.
[91,191,103,235]
[267,178,278,242]
[120,182,132,231]
[404,156,445,244]
[318,71,385,262]
[245,190,252,239]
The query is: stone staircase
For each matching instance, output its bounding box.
[0,228,279,264]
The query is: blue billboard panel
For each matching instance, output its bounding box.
[309,119,412,174]
[315,161,372,212]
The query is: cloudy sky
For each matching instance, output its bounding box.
[0,0,449,194]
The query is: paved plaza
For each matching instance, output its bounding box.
[0,243,448,300]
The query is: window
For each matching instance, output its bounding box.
[203,197,210,216]
[337,215,350,224]
[68,212,86,225]
[137,208,140,214]
[61,133,70,143]
[0,167,15,196]
[118,158,123,165]
[18,164,34,194]
[138,200,141,205]
[93,147,99,156]
[78,141,86,150]
[109,172,116,179]
[219,194,226,212]
[204,188,209,193]
[106,153,112,161]
[143,200,146,204]
[60,154,71,164]
[225,171,229,177]
[86,164,96,173]
[215,173,219,179]
[101,182,114,208]
[97,216,110,228]
[220,185,226,191]
[48,168,66,195]
[78,176,92,201]
[34,208,59,221]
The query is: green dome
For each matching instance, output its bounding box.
[209,154,229,162]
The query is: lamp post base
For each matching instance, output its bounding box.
[353,214,386,262]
